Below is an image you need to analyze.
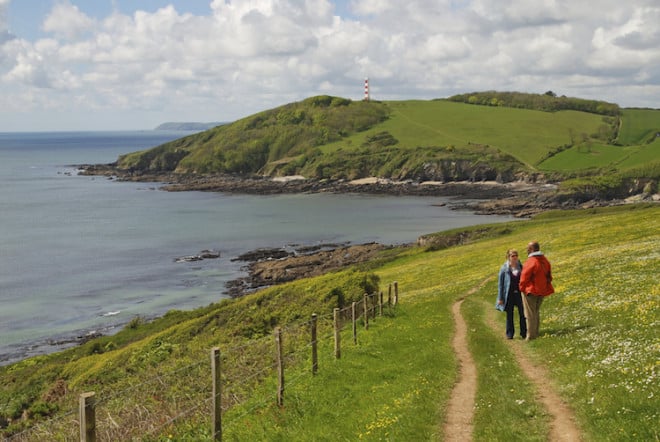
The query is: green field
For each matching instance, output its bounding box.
[617,108,660,145]
[322,100,606,168]
[539,108,660,172]
[539,140,660,171]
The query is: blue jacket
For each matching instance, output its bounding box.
[496,260,522,311]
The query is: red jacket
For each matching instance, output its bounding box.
[519,253,554,296]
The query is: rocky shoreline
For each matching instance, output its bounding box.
[76,165,654,297]
[77,164,591,217]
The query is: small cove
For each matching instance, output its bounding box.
[0,131,514,365]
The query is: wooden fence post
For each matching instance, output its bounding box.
[211,347,222,441]
[363,294,369,330]
[311,313,318,374]
[352,302,357,345]
[388,283,392,306]
[394,281,399,305]
[379,291,383,316]
[275,327,284,406]
[79,392,96,442]
[333,308,341,359]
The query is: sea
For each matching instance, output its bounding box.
[0,131,512,365]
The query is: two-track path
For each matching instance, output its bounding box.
[442,279,582,441]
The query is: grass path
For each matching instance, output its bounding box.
[482,303,582,441]
[445,277,583,441]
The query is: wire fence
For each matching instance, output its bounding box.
[4,282,399,441]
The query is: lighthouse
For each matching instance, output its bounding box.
[364,77,370,101]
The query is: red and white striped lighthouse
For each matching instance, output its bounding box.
[364,77,370,101]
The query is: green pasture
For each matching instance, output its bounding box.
[539,139,660,172]
[617,137,660,170]
[321,100,606,168]
[618,108,660,145]
[540,107,660,172]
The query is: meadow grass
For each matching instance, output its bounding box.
[3,205,657,441]
[523,206,659,441]
[217,204,658,441]
[221,288,455,441]
[383,101,602,165]
[462,295,549,442]
[538,142,656,171]
[618,108,660,145]
[616,137,660,170]
[320,100,604,168]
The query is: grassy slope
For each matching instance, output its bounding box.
[220,204,659,441]
[617,108,660,145]
[320,100,604,168]
[539,140,660,172]
[4,205,656,440]
[116,96,660,180]
[539,108,660,173]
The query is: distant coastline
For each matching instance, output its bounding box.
[154,122,226,131]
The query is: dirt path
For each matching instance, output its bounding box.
[442,280,582,441]
[441,283,485,441]
[484,307,582,441]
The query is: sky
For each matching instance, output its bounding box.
[0,0,658,132]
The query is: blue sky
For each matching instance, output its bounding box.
[7,1,352,39]
[0,0,658,131]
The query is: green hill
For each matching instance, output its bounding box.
[329,99,604,168]
[112,93,659,190]
[538,108,660,173]
[1,204,657,440]
[617,108,660,145]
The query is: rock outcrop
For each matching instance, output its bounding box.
[225,243,387,297]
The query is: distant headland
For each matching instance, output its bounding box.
[154,122,226,131]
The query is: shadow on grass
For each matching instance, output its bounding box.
[541,324,592,338]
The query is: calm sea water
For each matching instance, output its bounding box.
[0,131,511,365]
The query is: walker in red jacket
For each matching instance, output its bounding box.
[519,241,554,340]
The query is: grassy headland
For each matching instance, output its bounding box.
[1,204,657,440]
[81,92,660,205]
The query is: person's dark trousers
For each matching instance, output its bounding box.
[505,290,527,339]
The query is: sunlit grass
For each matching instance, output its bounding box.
[470,205,659,441]
[618,108,660,145]
[463,296,549,441]
[222,288,455,441]
[213,204,659,441]
[2,204,657,441]
[320,100,604,167]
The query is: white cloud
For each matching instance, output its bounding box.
[42,1,95,40]
[0,0,658,131]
